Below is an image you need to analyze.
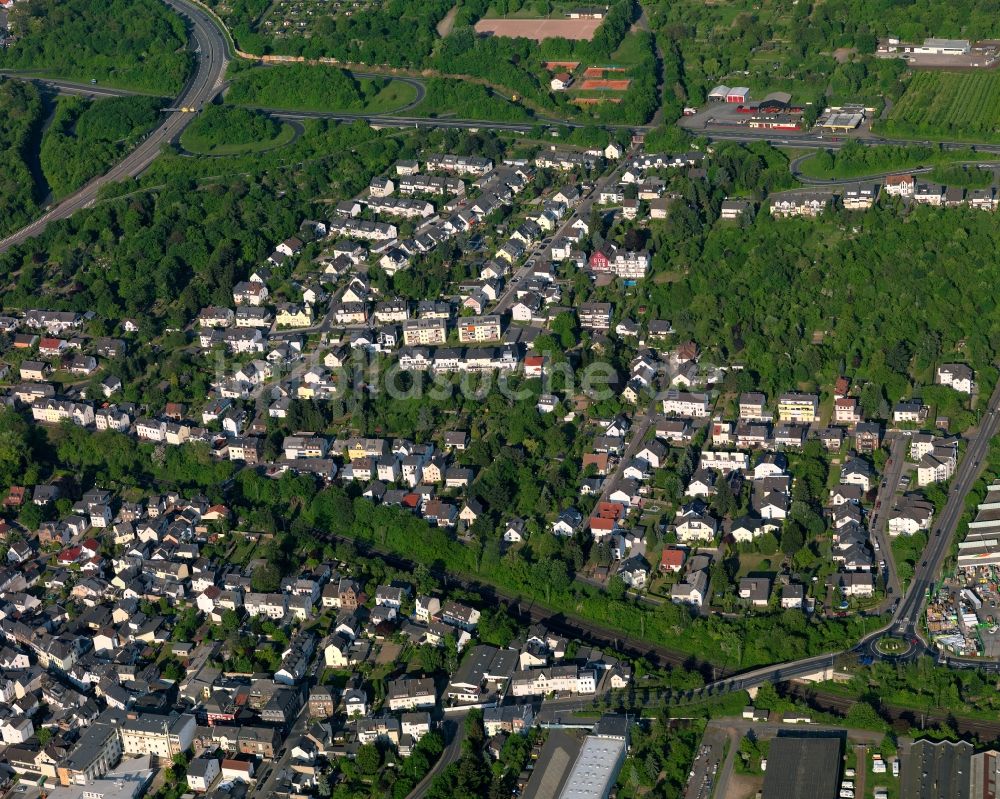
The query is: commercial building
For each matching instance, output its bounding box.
[57,709,126,786]
[957,482,1000,571]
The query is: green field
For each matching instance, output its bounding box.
[882,71,1000,142]
[180,120,297,155]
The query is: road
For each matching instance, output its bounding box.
[894,377,1000,640]
[0,0,229,255]
[251,695,311,798]
[0,72,144,100]
[596,399,656,508]
[405,710,469,799]
[868,435,907,609]
[786,151,1000,186]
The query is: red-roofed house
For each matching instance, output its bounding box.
[885,174,915,197]
[594,501,626,520]
[588,247,612,272]
[58,546,83,564]
[524,355,545,378]
[660,548,686,573]
[402,493,421,510]
[38,337,68,358]
[589,516,617,538]
[550,72,573,91]
[582,453,609,475]
[3,486,27,508]
[81,538,100,555]
[202,505,230,521]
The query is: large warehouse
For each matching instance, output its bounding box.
[762,734,843,799]
[913,37,971,55]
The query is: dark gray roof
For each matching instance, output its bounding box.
[761,735,843,799]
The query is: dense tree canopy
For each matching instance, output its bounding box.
[41,95,165,197]
[1,0,191,94]
[0,78,44,237]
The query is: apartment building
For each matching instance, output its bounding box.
[457,315,501,343]
[403,318,447,346]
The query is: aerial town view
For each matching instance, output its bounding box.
[4,0,1000,798]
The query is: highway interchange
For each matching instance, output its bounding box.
[0,0,228,256]
[3,0,1000,701]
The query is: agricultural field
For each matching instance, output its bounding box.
[882,71,1000,142]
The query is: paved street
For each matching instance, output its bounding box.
[405,710,469,799]
[868,434,907,610]
[894,377,1000,640]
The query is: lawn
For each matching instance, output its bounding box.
[356,78,419,113]
[611,31,653,65]
[881,70,1000,143]
[890,530,929,591]
[180,119,297,156]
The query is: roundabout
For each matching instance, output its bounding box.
[874,636,913,658]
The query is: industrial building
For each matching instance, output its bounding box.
[707,85,750,104]
[558,716,629,799]
[522,716,630,799]
[957,482,1000,571]
[899,738,973,799]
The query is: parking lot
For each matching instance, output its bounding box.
[684,726,726,799]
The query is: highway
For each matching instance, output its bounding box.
[0,0,229,255]
[0,72,143,100]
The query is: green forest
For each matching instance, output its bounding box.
[0,0,191,94]
[40,95,164,198]
[227,64,376,112]
[645,200,1000,403]
[0,78,44,238]
[414,78,532,121]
